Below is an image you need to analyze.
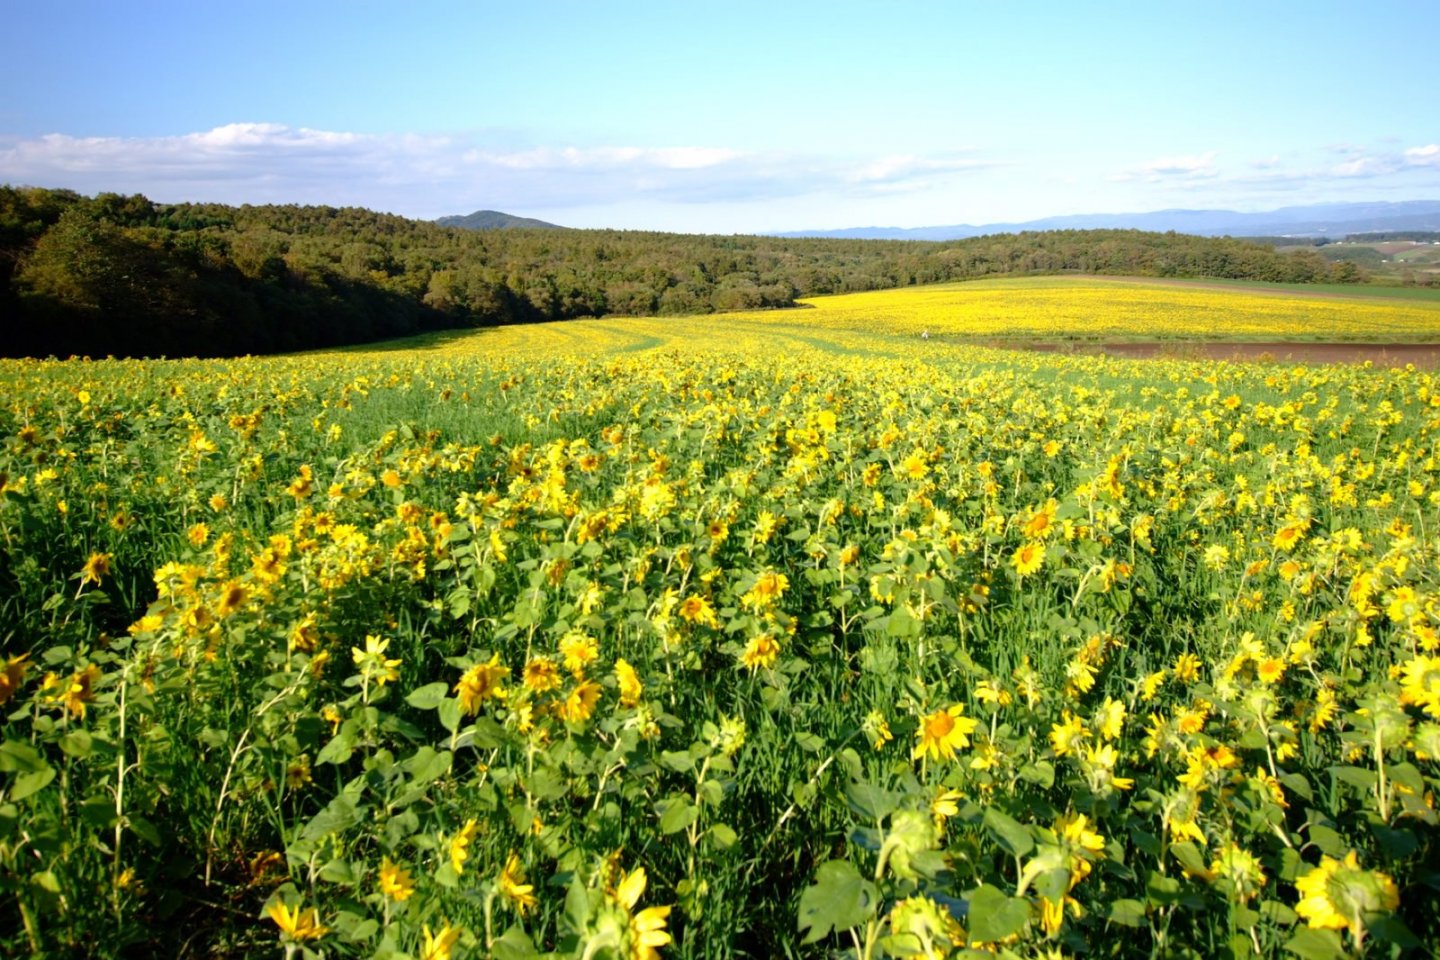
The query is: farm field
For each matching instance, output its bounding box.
[711,276,1440,344]
[4,280,1440,959]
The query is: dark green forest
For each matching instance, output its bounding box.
[1,186,1374,358]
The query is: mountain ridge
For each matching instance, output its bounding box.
[772,200,1440,241]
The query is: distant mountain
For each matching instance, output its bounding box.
[436,209,564,230]
[775,200,1440,241]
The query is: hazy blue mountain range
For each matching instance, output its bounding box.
[436,209,564,230]
[773,200,1440,241]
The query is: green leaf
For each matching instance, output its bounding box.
[1169,840,1209,877]
[698,779,724,807]
[405,682,450,710]
[983,807,1034,858]
[492,924,540,959]
[1328,765,1375,791]
[797,860,878,943]
[319,857,359,885]
[1306,824,1348,858]
[437,696,463,734]
[403,747,452,785]
[967,883,1029,942]
[709,823,738,849]
[316,727,355,766]
[128,816,161,846]
[300,792,360,842]
[1367,915,1420,950]
[845,781,898,822]
[658,795,699,834]
[9,767,55,802]
[1107,898,1147,927]
[1145,871,1183,906]
[1278,772,1313,802]
[659,750,695,773]
[794,731,826,753]
[1018,760,1055,788]
[59,729,94,759]
[0,739,48,774]
[1283,927,1346,960]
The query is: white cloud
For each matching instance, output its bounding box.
[1404,144,1440,167]
[1330,155,1400,178]
[1110,150,1218,183]
[0,123,998,220]
[842,153,996,186]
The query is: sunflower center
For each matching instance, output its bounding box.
[927,712,955,739]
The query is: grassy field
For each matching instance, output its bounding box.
[4,281,1440,959]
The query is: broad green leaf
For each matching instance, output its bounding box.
[59,729,94,758]
[794,731,826,753]
[492,924,540,959]
[983,807,1034,858]
[967,884,1029,943]
[845,781,898,822]
[797,860,878,943]
[1107,898,1147,927]
[0,740,47,774]
[9,768,55,802]
[405,682,450,710]
[709,823,738,849]
[659,795,699,834]
[1169,840,1209,877]
[1283,927,1346,960]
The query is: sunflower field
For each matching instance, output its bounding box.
[2,285,1440,959]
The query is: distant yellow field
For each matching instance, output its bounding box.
[739,276,1440,341]
[340,277,1440,362]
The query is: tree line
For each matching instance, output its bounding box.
[0,187,1374,358]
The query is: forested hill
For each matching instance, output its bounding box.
[1,187,1371,359]
[434,209,564,230]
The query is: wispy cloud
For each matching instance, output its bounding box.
[1109,150,1218,183]
[1404,144,1440,168]
[1109,142,1440,197]
[0,123,1000,219]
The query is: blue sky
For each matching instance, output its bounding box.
[2,0,1437,232]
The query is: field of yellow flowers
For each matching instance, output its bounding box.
[3,280,1440,959]
[711,276,1440,343]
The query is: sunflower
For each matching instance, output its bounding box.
[1010,542,1044,578]
[499,852,538,915]
[615,658,643,707]
[378,856,415,902]
[449,818,478,875]
[912,704,978,762]
[456,654,509,715]
[677,595,718,628]
[1398,654,1440,718]
[419,922,461,960]
[740,633,781,671]
[559,679,602,724]
[559,632,599,676]
[0,653,29,706]
[1294,851,1399,943]
[523,656,561,693]
[265,899,327,941]
[615,867,673,960]
[79,552,113,586]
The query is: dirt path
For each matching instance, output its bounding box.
[1021,341,1440,367]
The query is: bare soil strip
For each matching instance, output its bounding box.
[1021,341,1440,367]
